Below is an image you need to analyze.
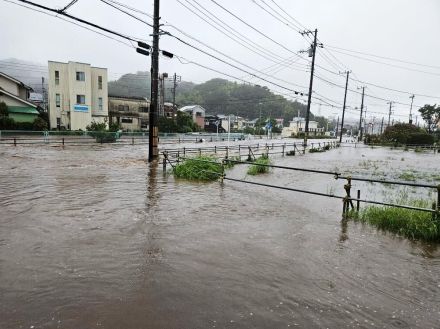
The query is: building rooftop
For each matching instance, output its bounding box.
[0,71,34,91]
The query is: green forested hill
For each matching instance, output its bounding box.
[108,73,326,124]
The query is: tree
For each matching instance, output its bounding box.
[382,123,433,145]
[0,101,8,117]
[33,117,48,130]
[418,104,440,133]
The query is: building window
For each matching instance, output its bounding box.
[76,71,85,81]
[55,71,60,85]
[139,106,149,113]
[98,97,103,111]
[124,105,129,111]
[56,93,60,107]
[118,105,124,111]
[76,95,85,104]
[121,118,133,123]
[98,76,103,89]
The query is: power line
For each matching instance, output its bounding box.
[208,0,306,60]
[165,31,307,95]
[176,0,288,64]
[60,0,79,12]
[9,0,144,46]
[328,48,440,77]
[98,0,153,28]
[326,45,440,71]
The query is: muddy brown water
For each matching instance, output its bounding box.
[1,142,439,328]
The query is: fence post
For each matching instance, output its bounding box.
[132,137,134,145]
[226,146,229,159]
[238,144,241,156]
[356,189,360,212]
[199,148,201,156]
[62,138,65,146]
[214,145,217,154]
[437,185,440,220]
[183,147,186,157]
[282,144,285,156]
[14,138,16,146]
[163,154,167,171]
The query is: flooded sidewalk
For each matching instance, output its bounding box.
[0,144,439,328]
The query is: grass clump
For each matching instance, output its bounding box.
[309,148,324,153]
[173,155,222,181]
[247,155,271,175]
[398,171,417,181]
[348,199,440,242]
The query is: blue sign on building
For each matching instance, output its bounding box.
[74,105,89,112]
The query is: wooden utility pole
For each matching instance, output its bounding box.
[387,101,393,129]
[301,28,318,147]
[339,71,350,143]
[335,116,339,138]
[149,0,160,162]
[173,73,177,110]
[409,94,415,124]
[380,117,384,134]
[358,86,365,142]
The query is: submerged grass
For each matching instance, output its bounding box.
[247,155,271,175]
[173,155,222,181]
[348,199,440,242]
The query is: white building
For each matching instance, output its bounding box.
[281,117,324,137]
[48,61,108,130]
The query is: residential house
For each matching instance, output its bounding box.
[0,72,40,123]
[48,61,108,130]
[108,95,150,131]
[204,115,226,133]
[178,105,206,129]
[281,117,324,137]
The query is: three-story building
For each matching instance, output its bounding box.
[48,61,108,130]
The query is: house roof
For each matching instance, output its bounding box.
[0,72,34,91]
[0,87,38,108]
[7,106,40,115]
[178,105,206,113]
[108,94,149,101]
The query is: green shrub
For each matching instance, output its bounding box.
[173,156,222,181]
[407,133,434,145]
[348,199,439,241]
[247,155,270,175]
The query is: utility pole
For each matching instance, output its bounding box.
[335,116,339,138]
[339,71,350,143]
[387,101,394,129]
[300,28,321,147]
[409,94,415,124]
[380,117,384,134]
[358,86,365,142]
[173,73,177,111]
[149,0,160,162]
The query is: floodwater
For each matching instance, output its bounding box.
[1,141,439,328]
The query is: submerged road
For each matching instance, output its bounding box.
[0,143,439,328]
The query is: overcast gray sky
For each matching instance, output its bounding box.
[1,0,439,121]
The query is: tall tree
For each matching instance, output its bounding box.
[418,104,440,133]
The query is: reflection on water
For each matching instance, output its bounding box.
[0,144,439,328]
